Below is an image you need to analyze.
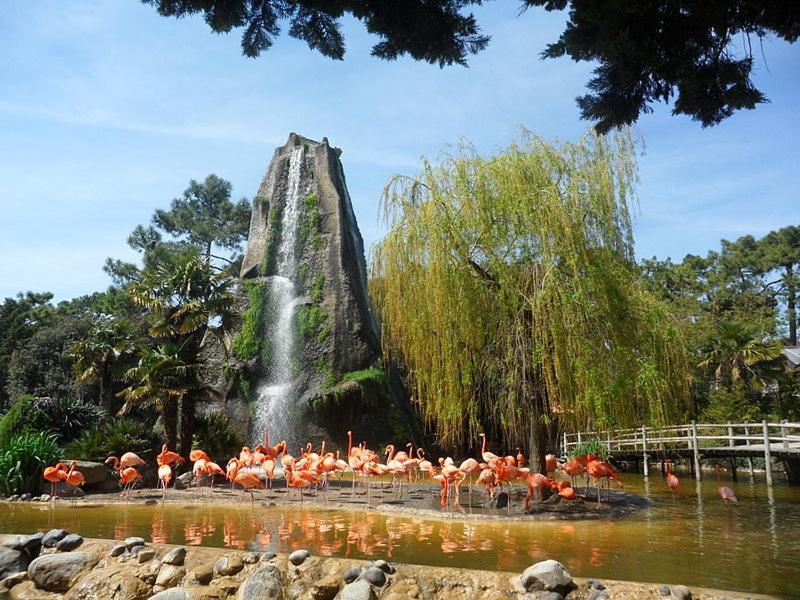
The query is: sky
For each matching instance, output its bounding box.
[1,2,798,302]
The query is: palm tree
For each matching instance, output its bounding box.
[70,317,136,412]
[117,344,202,449]
[124,251,240,454]
[699,321,783,391]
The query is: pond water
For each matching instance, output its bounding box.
[2,472,799,598]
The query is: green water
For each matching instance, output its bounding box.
[1,472,799,597]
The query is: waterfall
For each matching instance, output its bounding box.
[252,146,306,448]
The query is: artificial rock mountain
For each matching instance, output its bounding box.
[232,133,417,450]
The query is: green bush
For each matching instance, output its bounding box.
[65,417,160,462]
[0,395,106,444]
[568,438,609,460]
[192,412,246,462]
[0,432,61,495]
[342,366,386,386]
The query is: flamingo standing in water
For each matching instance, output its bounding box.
[585,459,622,507]
[715,466,737,504]
[42,462,67,499]
[63,461,85,505]
[666,460,679,494]
[156,444,184,499]
[524,473,556,511]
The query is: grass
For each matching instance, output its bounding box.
[295,305,329,343]
[311,273,325,304]
[299,193,320,247]
[342,366,386,386]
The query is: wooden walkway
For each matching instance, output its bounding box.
[563,420,800,486]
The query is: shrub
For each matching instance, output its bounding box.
[65,417,160,462]
[568,438,609,460]
[0,395,106,444]
[192,412,246,462]
[0,431,60,495]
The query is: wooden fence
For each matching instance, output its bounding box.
[562,420,800,486]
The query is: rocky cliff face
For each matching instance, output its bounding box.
[236,133,417,449]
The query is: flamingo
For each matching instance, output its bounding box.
[157,444,183,468]
[107,452,146,470]
[478,433,499,464]
[585,459,622,507]
[458,457,481,502]
[158,464,173,498]
[666,460,679,493]
[525,473,556,511]
[63,461,85,505]
[42,462,67,499]
[715,466,737,504]
[286,465,312,504]
[232,470,265,506]
[118,467,142,498]
[515,448,525,468]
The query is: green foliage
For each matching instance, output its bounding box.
[6,317,92,403]
[192,412,246,462]
[568,438,608,461]
[0,395,106,446]
[310,273,325,304]
[314,357,337,389]
[141,1,489,64]
[700,384,763,425]
[65,417,160,462]
[232,280,265,360]
[253,195,268,206]
[342,366,386,386]
[261,204,283,275]
[298,264,309,285]
[153,174,251,259]
[300,193,320,247]
[0,292,55,411]
[0,432,60,495]
[372,130,688,453]
[295,305,329,343]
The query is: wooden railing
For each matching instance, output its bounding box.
[562,420,800,486]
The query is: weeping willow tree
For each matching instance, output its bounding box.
[370,130,689,472]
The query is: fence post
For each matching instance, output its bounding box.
[744,426,755,479]
[577,431,582,445]
[606,430,612,453]
[563,432,568,456]
[692,420,701,480]
[763,420,773,486]
[728,422,737,481]
[641,425,649,477]
[782,419,789,450]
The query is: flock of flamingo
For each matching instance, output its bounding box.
[41,429,738,508]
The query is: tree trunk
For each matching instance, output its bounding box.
[787,264,796,346]
[528,412,547,474]
[178,396,195,458]
[163,399,178,450]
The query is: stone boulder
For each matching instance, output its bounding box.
[27,551,98,592]
[341,579,376,600]
[41,529,68,548]
[65,565,151,600]
[155,564,186,589]
[237,564,284,600]
[0,548,29,580]
[63,461,107,486]
[519,560,576,597]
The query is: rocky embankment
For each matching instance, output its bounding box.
[0,530,778,600]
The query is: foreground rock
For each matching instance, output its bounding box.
[28,551,98,591]
[519,559,577,596]
[0,532,777,600]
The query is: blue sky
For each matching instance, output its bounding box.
[1,2,798,301]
